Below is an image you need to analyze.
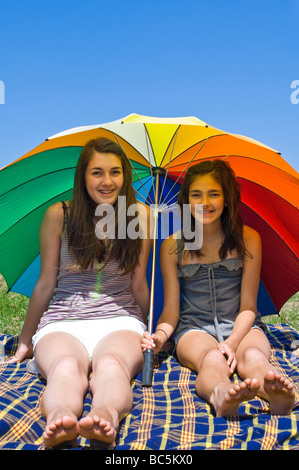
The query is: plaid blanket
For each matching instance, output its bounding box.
[0,324,298,450]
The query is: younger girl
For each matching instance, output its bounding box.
[142,160,295,417]
[8,138,152,447]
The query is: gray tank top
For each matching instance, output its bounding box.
[173,242,266,344]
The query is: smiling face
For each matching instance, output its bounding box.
[189,173,225,226]
[85,151,124,206]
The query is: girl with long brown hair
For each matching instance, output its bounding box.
[8,138,152,447]
[142,159,295,417]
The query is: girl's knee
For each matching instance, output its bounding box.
[93,353,129,379]
[237,346,269,372]
[47,355,88,381]
[197,348,227,372]
[204,348,226,364]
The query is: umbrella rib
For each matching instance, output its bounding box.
[222,154,299,177]
[158,202,180,215]
[162,138,209,206]
[0,188,73,238]
[132,177,155,205]
[158,127,180,207]
[0,166,77,197]
[143,127,157,205]
[241,199,299,257]
[131,168,154,205]
[113,133,154,205]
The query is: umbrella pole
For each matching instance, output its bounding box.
[142,170,160,387]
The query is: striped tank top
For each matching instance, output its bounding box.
[36,224,145,333]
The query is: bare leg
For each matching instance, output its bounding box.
[35,332,90,447]
[236,329,295,415]
[177,331,259,417]
[79,330,144,445]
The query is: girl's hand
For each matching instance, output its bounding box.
[141,331,165,354]
[217,342,236,374]
[4,342,33,364]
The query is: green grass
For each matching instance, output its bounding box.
[263,292,299,332]
[0,275,29,335]
[0,274,298,336]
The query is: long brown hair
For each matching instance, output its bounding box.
[67,137,142,273]
[177,159,246,260]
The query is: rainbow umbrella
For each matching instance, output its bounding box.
[0,114,298,382]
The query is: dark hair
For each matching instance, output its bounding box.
[177,159,246,260]
[67,137,142,273]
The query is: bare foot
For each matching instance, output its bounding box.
[79,407,117,446]
[43,412,79,448]
[211,378,260,417]
[264,370,295,415]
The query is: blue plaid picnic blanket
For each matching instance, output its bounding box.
[0,324,298,450]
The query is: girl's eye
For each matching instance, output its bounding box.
[190,192,221,198]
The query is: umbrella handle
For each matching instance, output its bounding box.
[142,349,154,386]
[141,173,160,387]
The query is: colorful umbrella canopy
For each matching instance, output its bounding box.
[0,114,298,328]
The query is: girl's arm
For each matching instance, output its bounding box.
[141,237,181,354]
[7,202,64,363]
[223,226,262,354]
[131,204,153,321]
[131,237,152,322]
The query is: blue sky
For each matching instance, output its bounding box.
[0,0,298,171]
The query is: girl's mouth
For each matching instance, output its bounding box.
[99,189,115,194]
